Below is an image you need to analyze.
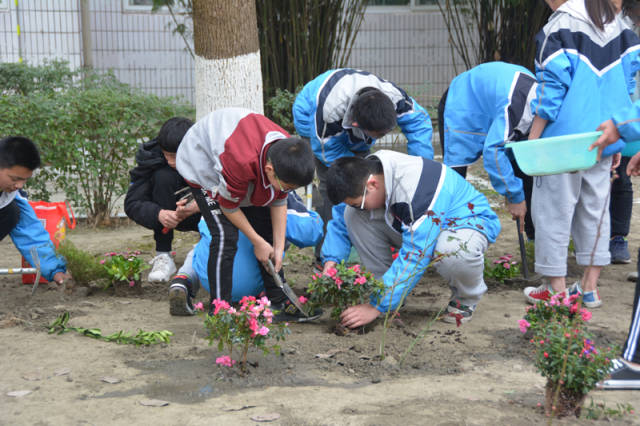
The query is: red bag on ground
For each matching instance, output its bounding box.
[22,201,76,284]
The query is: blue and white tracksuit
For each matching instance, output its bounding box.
[191,193,323,301]
[322,150,501,313]
[7,193,66,281]
[612,102,640,364]
[442,61,537,204]
[292,68,433,166]
[531,0,640,276]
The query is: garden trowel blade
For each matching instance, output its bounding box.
[266,259,308,317]
[30,247,42,296]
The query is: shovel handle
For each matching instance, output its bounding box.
[516,218,530,280]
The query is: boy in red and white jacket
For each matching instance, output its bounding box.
[175,108,319,322]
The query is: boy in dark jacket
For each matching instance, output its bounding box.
[124,117,199,282]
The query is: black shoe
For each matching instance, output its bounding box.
[272,300,322,323]
[597,359,640,390]
[169,275,195,316]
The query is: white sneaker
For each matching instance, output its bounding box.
[148,253,176,282]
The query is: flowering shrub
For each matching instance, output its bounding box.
[305,262,386,321]
[200,296,289,372]
[484,254,520,282]
[100,250,149,288]
[519,293,617,401]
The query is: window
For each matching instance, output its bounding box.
[123,0,159,12]
[0,0,8,10]
[368,0,437,6]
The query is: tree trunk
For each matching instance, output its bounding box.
[192,0,263,118]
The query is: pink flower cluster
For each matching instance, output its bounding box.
[310,265,368,290]
[215,355,236,367]
[211,295,274,338]
[493,254,518,269]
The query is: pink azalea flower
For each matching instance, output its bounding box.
[503,262,510,270]
[350,264,361,273]
[518,319,530,333]
[354,276,367,285]
[298,295,308,304]
[129,280,135,287]
[100,259,106,265]
[258,296,271,307]
[194,302,204,311]
[248,316,259,334]
[335,278,343,290]
[493,259,501,264]
[543,352,549,358]
[228,307,236,314]
[580,308,592,322]
[170,251,176,256]
[109,252,117,256]
[215,355,236,367]
[212,299,230,315]
[257,326,269,336]
[326,267,337,278]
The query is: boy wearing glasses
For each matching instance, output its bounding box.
[323,150,500,326]
[175,108,319,322]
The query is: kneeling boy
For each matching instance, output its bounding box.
[325,150,501,327]
[176,108,318,322]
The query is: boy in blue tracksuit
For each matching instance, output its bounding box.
[169,193,323,314]
[293,69,433,261]
[524,0,640,308]
[438,61,537,239]
[0,136,67,284]
[323,150,500,327]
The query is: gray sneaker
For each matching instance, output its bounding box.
[597,359,640,390]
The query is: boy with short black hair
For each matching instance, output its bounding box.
[293,68,433,263]
[323,151,500,327]
[0,136,67,284]
[175,108,319,322]
[124,117,199,283]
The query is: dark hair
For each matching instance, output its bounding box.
[268,137,315,187]
[157,117,194,152]
[586,0,616,31]
[0,136,41,170]
[351,88,397,134]
[326,156,383,205]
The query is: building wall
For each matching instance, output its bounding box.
[0,1,460,110]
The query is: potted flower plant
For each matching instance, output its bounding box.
[101,250,149,296]
[198,295,290,373]
[304,262,386,334]
[519,293,617,418]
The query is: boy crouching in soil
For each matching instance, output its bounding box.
[323,150,501,327]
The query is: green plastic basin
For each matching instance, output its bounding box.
[505,131,601,176]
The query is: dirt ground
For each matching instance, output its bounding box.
[2,164,640,425]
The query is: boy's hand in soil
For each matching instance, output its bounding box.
[627,152,640,176]
[340,303,381,328]
[506,200,526,232]
[590,119,620,161]
[53,271,69,285]
[158,209,180,229]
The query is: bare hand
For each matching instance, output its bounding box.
[52,271,69,285]
[627,152,640,176]
[322,260,337,275]
[273,247,284,272]
[176,199,199,220]
[340,303,381,328]
[589,120,620,162]
[158,209,180,229]
[611,153,622,171]
[253,239,274,266]
[506,200,527,233]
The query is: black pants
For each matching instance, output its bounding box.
[610,156,633,238]
[191,188,287,306]
[438,88,535,240]
[152,167,200,252]
[0,198,20,242]
[623,248,640,364]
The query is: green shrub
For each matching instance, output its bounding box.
[56,240,109,286]
[265,87,300,135]
[0,61,195,225]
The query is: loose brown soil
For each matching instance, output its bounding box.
[2,166,640,425]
